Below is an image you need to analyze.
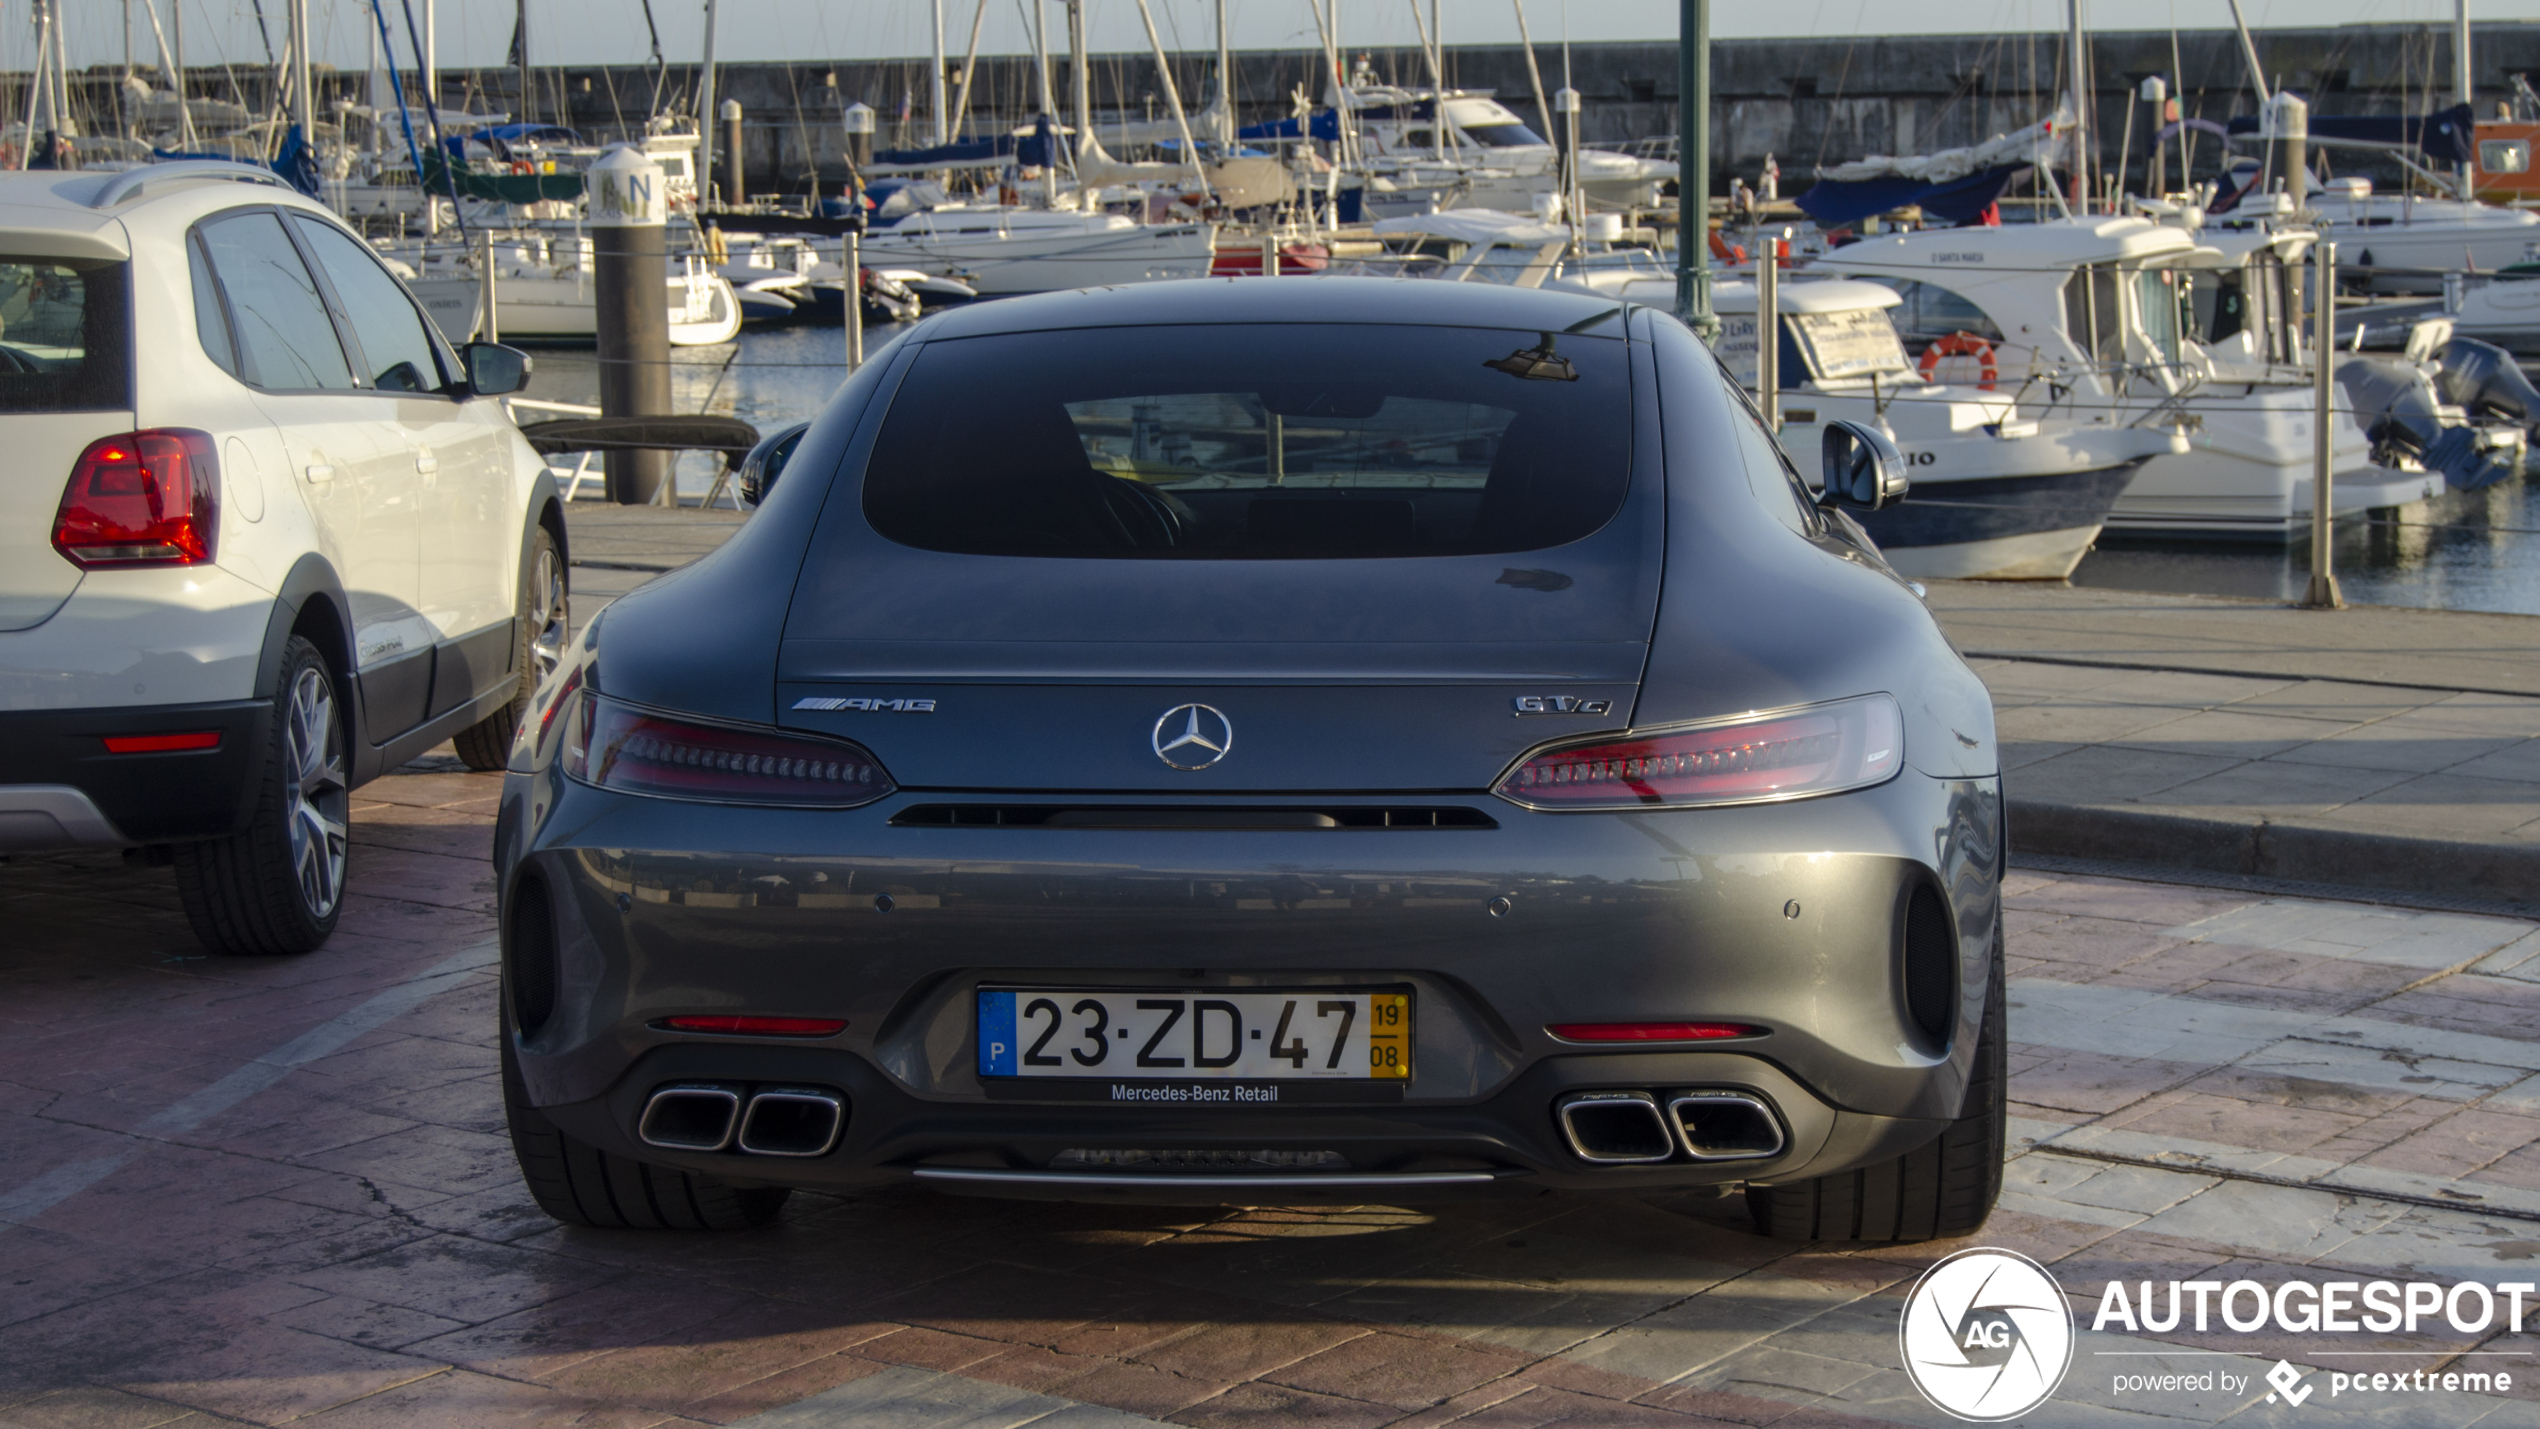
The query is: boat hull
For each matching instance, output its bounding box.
[1854,462,2150,580]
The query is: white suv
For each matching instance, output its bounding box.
[0,164,565,954]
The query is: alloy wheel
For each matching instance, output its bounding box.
[284,665,349,919]
[528,545,569,685]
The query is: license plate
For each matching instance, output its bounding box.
[978,989,1410,1081]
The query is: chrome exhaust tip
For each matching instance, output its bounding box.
[1554,1090,1675,1164]
[737,1086,846,1158]
[1667,1091,1786,1161]
[638,1083,743,1151]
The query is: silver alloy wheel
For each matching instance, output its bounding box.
[285,665,349,919]
[528,544,568,686]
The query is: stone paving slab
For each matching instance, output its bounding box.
[21,590,2540,1424]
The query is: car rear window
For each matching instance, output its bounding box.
[862,323,1630,558]
[0,257,129,412]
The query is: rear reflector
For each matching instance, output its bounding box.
[54,430,219,568]
[564,693,893,808]
[1495,694,1902,811]
[101,731,222,754]
[1548,1022,1764,1042]
[661,1015,848,1037]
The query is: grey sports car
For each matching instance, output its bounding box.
[491,278,2004,1242]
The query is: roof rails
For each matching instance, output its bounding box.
[91,161,292,210]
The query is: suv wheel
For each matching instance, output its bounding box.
[1746,914,2006,1242]
[175,636,349,955]
[501,1021,791,1232]
[453,525,566,772]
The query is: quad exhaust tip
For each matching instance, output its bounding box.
[639,1083,743,1151]
[738,1087,846,1158]
[1555,1090,1676,1164]
[1554,1088,1788,1165]
[1667,1091,1786,1161]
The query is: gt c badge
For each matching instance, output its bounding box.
[1513,696,1614,717]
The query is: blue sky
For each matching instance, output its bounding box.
[57,0,2540,81]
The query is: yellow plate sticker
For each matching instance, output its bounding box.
[1367,993,1411,1079]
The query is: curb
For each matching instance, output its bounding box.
[2007,799,2540,912]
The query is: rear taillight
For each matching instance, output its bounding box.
[54,430,219,568]
[562,693,893,808]
[1495,694,1903,811]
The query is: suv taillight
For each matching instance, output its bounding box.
[562,693,894,808]
[53,430,220,568]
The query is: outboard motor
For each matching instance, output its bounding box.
[2338,353,2523,491]
[2431,337,2540,432]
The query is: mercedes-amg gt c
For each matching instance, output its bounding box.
[492,279,2004,1241]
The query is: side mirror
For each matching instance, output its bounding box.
[463,342,533,397]
[1818,420,1909,511]
[738,421,810,509]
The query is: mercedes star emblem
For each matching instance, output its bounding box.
[1152,703,1233,770]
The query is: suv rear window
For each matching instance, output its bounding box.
[862,323,1629,558]
[0,257,129,411]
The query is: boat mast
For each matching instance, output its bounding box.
[1032,0,1058,201]
[697,0,719,200]
[2222,0,2269,105]
[2065,0,2088,214]
[1130,0,1211,198]
[515,0,532,126]
[1512,0,1552,151]
[422,0,437,112]
[1216,0,1234,146]
[2456,0,2474,200]
[291,0,312,149]
[1068,0,1092,192]
[931,0,949,146]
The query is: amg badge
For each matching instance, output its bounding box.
[792,696,938,712]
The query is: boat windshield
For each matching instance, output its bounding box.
[862,322,1631,559]
[1461,121,1549,148]
[0,257,129,412]
[2136,269,2186,368]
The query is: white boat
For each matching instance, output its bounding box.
[858,204,1216,295]
[2217,172,2540,295]
[1345,89,1676,218]
[1342,212,2178,578]
[400,240,740,346]
[1814,216,2452,541]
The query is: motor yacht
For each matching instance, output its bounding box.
[1814,216,2450,541]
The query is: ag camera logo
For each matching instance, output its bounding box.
[1900,1248,2075,1421]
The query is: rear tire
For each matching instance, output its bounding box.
[453,524,566,772]
[1746,914,2005,1243]
[501,1018,789,1231]
[175,636,348,956]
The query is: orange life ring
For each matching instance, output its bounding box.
[1918,330,1998,390]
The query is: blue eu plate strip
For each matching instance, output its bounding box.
[977,991,1017,1077]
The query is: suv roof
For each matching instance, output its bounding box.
[0,166,328,261]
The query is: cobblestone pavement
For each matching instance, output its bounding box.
[11,756,2540,1426]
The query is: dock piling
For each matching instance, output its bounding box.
[588,145,674,506]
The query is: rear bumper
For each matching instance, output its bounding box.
[498,767,2002,1198]
[0,700,271,848]
[536,1041,1950,1202]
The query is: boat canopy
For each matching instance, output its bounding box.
[1239,110,1343,142]
[1710,278,1905,316]
[2225,102,2475,164]
[1796,112,2067,228]
[1370,211,1569,249]
[871,119,1061,174]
